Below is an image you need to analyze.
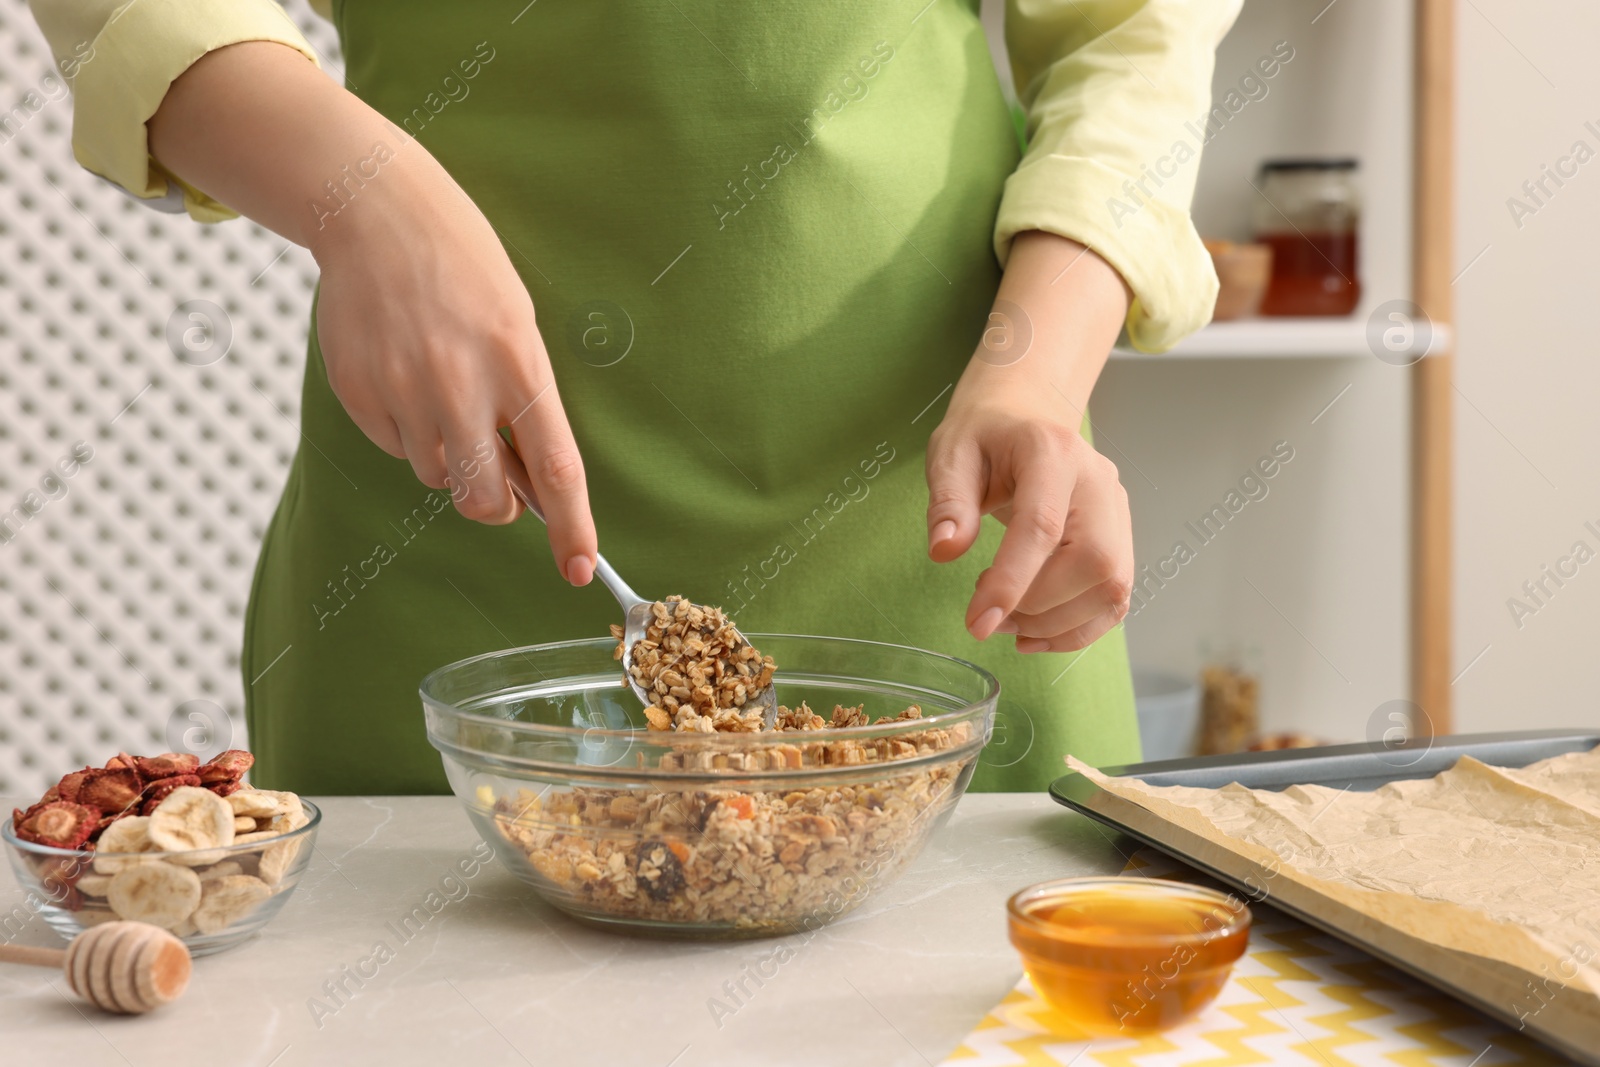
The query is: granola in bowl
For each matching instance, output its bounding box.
[423,628,998,938]
[489,703,971,933]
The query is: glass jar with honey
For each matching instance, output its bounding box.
[1254,159,1361,317]
[1007,877,1252,1036]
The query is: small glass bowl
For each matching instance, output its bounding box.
[3,801,320,957]
[1007,876,1251,1035]
[421,635,998,939]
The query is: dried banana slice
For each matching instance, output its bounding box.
[225,791,282,819]
[191,875,271,935]
[93,816,157,874]
[232,816,256,833]
[197,860,244,882]
[105,863,202,929]
[147,787,235,855]
[75,872,113,897]
[257,838,302,887]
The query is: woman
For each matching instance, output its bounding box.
[30,0,1236,793]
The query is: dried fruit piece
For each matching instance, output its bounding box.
[77,768,144,816]
[56,769,92,804]
[139,775,203,816]
[93,816,158,874]
[635,838,686,901]
[105,863,202,929]
[147,787,235,854]
[13,801,99,849]
[207,780,243,798]
[197,750,254,785]
[76,872,113,897]
[256,837,302,886]
[197,861,244,882]
[96,811,132,836]
[232,816,256,833]
[133,754,200,779]
[191,875,271,934]
[225,791,283,819]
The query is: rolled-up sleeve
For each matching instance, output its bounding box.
[997,0,1243,352]
[26,0,320,222]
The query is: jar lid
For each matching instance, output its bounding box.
[1259,157,1359,173]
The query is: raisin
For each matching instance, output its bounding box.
[635,838,686,901]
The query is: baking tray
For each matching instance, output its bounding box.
[1050,729,1600,1066]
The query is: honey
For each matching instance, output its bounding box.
[1007,877,1251,1036]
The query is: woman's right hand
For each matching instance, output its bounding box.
[310,159,598,586]
[147,41,596,584]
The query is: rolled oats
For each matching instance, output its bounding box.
[613,597,776,733]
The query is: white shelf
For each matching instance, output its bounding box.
[1112,317,1451,360]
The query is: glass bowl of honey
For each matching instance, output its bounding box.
[1007,876,1251,1036]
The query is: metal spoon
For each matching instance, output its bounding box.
[495,439,778,724]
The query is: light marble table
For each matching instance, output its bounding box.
[1,793,1124,1067]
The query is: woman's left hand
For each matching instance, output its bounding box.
[924,232,1136,653]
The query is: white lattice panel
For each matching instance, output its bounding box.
[0,1,343,796]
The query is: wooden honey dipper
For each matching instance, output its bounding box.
[0,921,191,1013]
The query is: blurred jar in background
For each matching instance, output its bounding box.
[1254,159,1361,316]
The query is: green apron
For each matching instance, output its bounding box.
[242,0,1140,795]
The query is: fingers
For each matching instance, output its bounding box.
[441,430,519,525]
[1007,576,1130,642]
[508,390,597,586]
[1011,463,1131,618]
[395,424,448,490]
[1000,456,1132,651]
[966,445,1075,639]
[925,433,985,563]
[1013,598,1130,654]
[343,404,408,459]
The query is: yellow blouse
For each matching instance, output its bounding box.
[25,0,1239,351]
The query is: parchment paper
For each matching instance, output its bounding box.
[1068,747,1600,1007]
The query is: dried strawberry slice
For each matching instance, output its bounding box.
[76,767,144,816]
[134,753,200,779]
[36,852,93,897]
[104,752,136,770]
[13,801,99,850]
[207,779,243,797]
[198,749,254,784]
[56,768,92,804]
[139,774,203,815]
[94,811,131,836]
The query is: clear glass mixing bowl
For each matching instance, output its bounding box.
[421,634,998,939]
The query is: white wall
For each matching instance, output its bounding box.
[1451,0,1600,733]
